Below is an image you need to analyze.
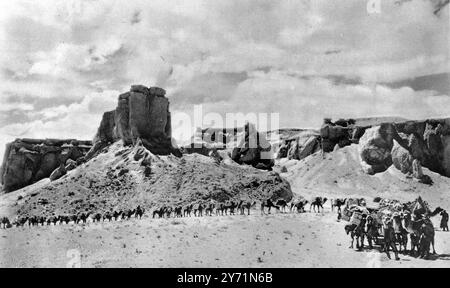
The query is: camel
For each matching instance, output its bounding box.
[45,216,59,226]
[37,216,46,226]
[57,215,64,225]
[216,203,226,216]
[236,200,244,214]
[276,200,288,213]
[413,205,442,255]
[239,201,256,215]
[69,215,78,224]
[13,216,28,227]
[392,213,408,253]
[135,206,145,219]
[78,213,90,224]
[225,201,238,215]
[165,207,173,218]
[419,217,436,258]
[113,211,122,221]
[153,207,167,218]
[260,199,279,215]
[204,204,215,216]
[417,223,433,259]
[124,209,136,220]
[174,206,183,218]
[331,198,347,213]
[193,204,205,217]
[344,217,366,250]
[46,216,54,226]
[0,217,11,229]
[381,217,400,260]
[103,211,113,222]
[217,201,238,216]
[183,204,193,217]
[93,213,102,223]
[310,197,327,213]
[290,199,308,213]
[216,203,225,216]
[28,216,38,226]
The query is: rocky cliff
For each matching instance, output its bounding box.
[359,119,450,178]
[86,85,180,159]
[231,123,274,170]
[0,139,92,192]
[182,124,276,170]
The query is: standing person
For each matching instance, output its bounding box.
[440,210,449,231]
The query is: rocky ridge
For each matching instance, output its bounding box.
[0,139,92,192]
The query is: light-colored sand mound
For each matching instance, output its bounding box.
[277,144,450,208]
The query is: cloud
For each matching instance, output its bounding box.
[0,0,449,163]
[0,90,119,160]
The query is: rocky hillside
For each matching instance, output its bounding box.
[0,84,292,218]
[0,139,91,193]
[277,144,450,209]
[1,141,292,218]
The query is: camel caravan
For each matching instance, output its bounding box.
[1,195,447,262]
[342,196,449,260]
[0,196,322,229]
[0,206,145,229]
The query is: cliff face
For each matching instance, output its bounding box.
[86,85,180,159]
[0,139,92,192]
[231,123,274,170]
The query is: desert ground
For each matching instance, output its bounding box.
[1,143,449,268]
[1,204,449,268]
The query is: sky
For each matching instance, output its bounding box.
[0,0,449,160]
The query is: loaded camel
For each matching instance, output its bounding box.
[344,215,366,250]
[290,198,308,213]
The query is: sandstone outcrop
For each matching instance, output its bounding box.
[86,85,180,159]
[320,118,363,152]
[231,123,274,170]
[358,123,408,175]
[0,139,92,192]
[358,119,450,178]
[285,135,321,160]
[392,140,414,175]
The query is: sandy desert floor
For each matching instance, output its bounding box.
[1,205,449,268]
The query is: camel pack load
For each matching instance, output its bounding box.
[342,196,446,260]
[342,198,369,222]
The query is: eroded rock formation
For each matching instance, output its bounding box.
[86,85,180,159]
[359,119,450,178]
[231,123,274,170]
[0,139,92,192]
[320,118,363,152]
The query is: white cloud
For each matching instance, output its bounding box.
[0,90,119,160]
[0,0,449,164]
